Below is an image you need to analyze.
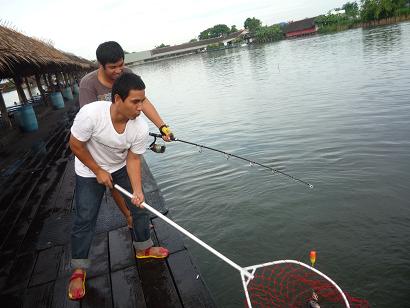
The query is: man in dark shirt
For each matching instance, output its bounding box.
[79,41,173,228]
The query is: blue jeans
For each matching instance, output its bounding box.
[71,166,153,269]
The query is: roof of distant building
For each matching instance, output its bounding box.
[283,17,317,34]
[151,30,248,55]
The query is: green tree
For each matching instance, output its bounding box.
[360,0,409,20]
[199,24,231,40]
[189,38,198,43]
[360,0,378,21]
[244,17,262,32]
[342,1,360,17]
[209,24,231,37]
[254,25,283,43]
[199,28,211,40]
[155,43,170,49]
[230,25,238,33]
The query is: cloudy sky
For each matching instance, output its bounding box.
[1,0,349,60]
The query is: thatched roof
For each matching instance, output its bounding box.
[0,25,94,79]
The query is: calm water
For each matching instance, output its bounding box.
[133,23,410,307]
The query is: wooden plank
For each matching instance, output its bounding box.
[151,216,186,254]
[0,289,24,308]
[52,278,80,308]
[2,252,37,293]
[58,243,72,279]
[111,266,146,308]
[22,281,54,308]
[29,246,63,287]
[18,163,68,252]
[137,259,182,308]
[54,157,76,212]
[108,226,134,272]
[86,232,109,279]
[59,233,109,279]
[167,250,216,307]
[0,252,14,290]
[81,274,112,308]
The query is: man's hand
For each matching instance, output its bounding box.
[95,168,113,188]
[131,190,145,208]
[159,124,175,142]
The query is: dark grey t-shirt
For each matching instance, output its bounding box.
[79,67,132,108]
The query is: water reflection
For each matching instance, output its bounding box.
[362,24,402,53]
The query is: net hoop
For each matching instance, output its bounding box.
[241,259,350,308]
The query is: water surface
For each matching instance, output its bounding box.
[133,23,410,307]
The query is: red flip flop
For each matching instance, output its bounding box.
[68,270,86,300]
[136,247,169,259]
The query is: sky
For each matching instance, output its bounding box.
[1,0,349,60]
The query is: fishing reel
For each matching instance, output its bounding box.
[149,134,166,153]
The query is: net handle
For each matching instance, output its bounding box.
[114,184,253,279]
[242,259,351,308]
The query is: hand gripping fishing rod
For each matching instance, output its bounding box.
[149,132,313,189]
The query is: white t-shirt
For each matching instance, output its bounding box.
[71,100,148,177]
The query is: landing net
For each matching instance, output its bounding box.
[242,260,370,308]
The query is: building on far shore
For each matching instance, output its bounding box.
[283,17,318,38]
[125,29,248,65]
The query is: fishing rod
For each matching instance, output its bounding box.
[149,132,314,189]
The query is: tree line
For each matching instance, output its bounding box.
[316,1,410,32]
[155,1,410,48]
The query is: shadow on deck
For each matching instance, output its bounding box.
[0,104,215,307]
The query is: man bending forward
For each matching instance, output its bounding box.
[68,73,168,300]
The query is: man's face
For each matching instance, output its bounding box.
[102,59,124,81]
[116,89,146,120]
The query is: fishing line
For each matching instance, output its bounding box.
[149,132,313,189]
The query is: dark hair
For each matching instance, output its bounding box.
[112,73,145,103]
[96,41,124,66]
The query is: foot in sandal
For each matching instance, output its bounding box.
[136,246,169,259]
[68,269,86,300]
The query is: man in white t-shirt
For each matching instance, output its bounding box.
[67,73,168,300]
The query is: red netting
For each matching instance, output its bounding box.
[245,262,369,307]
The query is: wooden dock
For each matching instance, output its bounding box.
[0,105,216,307]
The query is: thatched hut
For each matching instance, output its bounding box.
[0,25,95,129]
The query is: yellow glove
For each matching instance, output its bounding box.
[159,125,175,141]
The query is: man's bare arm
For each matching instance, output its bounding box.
[141,98,165,128]
[69,134,113,188]
[126,150,144,206]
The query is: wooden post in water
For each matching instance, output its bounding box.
[0,91,12,129]
[24,77,34,100]
[43,74,49,89]
[55,73,62,92]
[47,73,54,91]
[60,72,67,87]
[14,76,28,104]
[35,74,47,106]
